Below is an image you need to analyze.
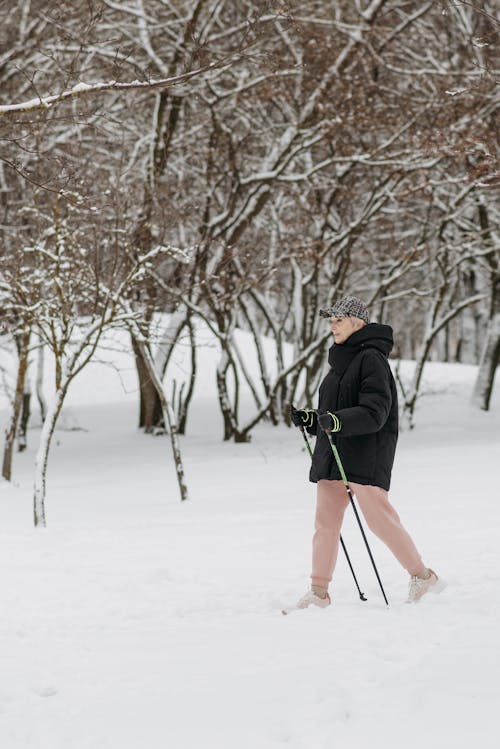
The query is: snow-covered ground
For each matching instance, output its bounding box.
[1,350,499,748]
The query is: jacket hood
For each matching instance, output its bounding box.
[328,323,394,372]
[345,323,394,356]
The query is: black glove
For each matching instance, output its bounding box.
[290,405,316,429]
[318,411,342,433]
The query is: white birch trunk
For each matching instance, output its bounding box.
[33,387,65,527]
[36,337,47,422]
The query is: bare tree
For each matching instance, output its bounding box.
[0,195,184,525]
[472,202,500,409]
[1,329,30,480]
[1,0,498,458]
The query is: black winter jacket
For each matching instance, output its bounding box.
[309,323,398,491]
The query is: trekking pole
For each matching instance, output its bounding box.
[326,432,389,606]
[298,425,367,602]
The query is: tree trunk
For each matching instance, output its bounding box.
[177,317,197,435]
[216,344,249,443]
[472,311,500,410]
[472,203,499,410]
[2,330,30,481]
[216,349,236,441]
[36,337,47,422]
[33,387,65,527]
[159,392,189,501]
[131,334,163,432]
[18,388,31,452]
[132,336,189,502]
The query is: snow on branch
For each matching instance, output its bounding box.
[0,60,235,117]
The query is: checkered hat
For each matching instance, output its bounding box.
[319,296,370,324]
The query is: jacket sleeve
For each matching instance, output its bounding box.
[334,352,392,436]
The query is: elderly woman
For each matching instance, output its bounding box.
[286,296,443,612]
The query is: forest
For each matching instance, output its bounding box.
[0,1,498,523]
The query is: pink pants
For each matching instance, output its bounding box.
[311,479,424,588]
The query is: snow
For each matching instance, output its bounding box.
[1,345,499,748]
[70,82,92,94]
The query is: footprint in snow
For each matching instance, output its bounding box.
[33,686,58,698]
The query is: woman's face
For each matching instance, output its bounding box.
[329,316,362,344]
